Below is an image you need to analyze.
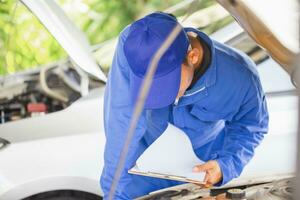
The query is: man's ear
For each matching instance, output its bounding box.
[187,48,201,66]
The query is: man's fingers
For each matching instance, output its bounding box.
[202,171,210,186]
[193,162,213,172]
[204,175,213,188]
[204,172,209,183]
[203,183,213,188]
[193,160,222,186]
[206,168,222,185]
[194,172,213,188]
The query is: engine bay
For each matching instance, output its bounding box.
[0,59,104,124]
[137,178,294,200]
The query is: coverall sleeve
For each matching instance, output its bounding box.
[215,74,269,186]
[100,26,147,199]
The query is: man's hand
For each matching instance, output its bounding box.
[193,160,222,188]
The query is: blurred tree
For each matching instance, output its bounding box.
[0,0,66,75]
[57,0,187,46]
[0,0,221,76]
[0,0,183,76]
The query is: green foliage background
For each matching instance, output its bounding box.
[0,0,223,76]
[0,0,185,76]
[0,0,66,75]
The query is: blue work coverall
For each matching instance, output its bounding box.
[100,26,269,199]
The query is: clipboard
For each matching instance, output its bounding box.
[129,166,205,184]
[128,123,205,184]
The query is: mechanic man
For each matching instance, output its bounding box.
[100,12,268,199]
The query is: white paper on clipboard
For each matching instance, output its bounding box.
[129,123,206,184]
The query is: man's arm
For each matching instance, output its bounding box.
[216,74,269,185]
[194,74,269,186]
[100,26,147,199]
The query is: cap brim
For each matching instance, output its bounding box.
[130,66,181,109]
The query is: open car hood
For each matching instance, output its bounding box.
[217,0,299,75]
[21,0,107,82]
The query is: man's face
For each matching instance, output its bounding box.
[176,60,195,99]
[176,45,202,99]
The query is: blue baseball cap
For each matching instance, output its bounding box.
[124,12,189,109]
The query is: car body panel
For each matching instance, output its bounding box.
[217,0,299,74]
[0,132,104,199]
[0,88,106,199]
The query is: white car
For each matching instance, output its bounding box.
[0,0,298,200]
